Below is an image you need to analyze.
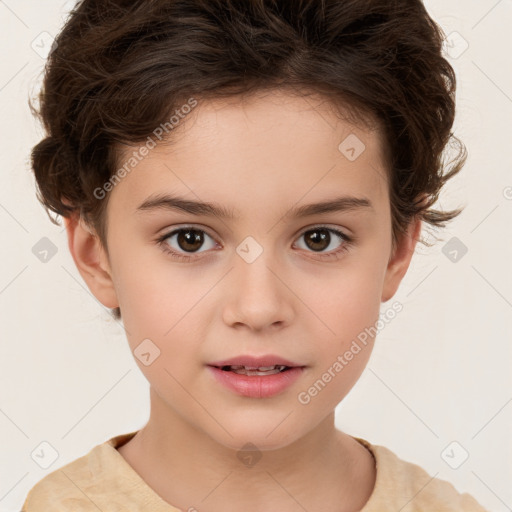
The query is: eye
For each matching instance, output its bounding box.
[156,224,353,262]
[156,226,218,262]
[293,226,353,260]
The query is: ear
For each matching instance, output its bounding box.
[381,216,422,303]
[64,212,119,309]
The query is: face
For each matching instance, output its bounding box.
[67,89,420,452]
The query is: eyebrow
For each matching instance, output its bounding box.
[135,192,374,220]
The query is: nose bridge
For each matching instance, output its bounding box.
[235,234,280,297]
[223,234,293,329]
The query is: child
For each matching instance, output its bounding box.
[22,0,488,510]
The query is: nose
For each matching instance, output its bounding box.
[221,246,295,332]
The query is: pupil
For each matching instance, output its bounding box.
[305,229,330,251]
[178,229,203,252]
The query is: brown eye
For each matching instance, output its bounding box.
[294,226,352,260]
[157,224,352,263]
[303,228,332,252]
[158,227,217,259]
[176,229,205,252]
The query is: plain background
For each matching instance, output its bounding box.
[1,1,511,511]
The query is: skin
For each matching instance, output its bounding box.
[65,88,421,512]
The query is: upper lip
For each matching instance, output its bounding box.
[208,355,304,368]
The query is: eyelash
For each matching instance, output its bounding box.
[155,225,354,262]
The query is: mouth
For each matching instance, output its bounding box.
[206,356,306,398]
[207,354,304,370]
[212,364,295,376]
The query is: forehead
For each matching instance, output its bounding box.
[109,89,389,219]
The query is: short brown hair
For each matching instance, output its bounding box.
[29,0,467,321]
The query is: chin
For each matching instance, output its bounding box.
[206,418,304,452]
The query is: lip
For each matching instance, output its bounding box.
[206,354,307,398]
[207,365,305,398]
[207,354,304,368]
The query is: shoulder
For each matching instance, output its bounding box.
[21,431,142,511]
[355,438,490,512]
[21,449,97,511]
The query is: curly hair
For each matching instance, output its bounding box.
[29,0,467,321]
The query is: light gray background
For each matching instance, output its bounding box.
[1,1,511,511]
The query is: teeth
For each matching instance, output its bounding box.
[225,364,287,375]
[231,365,283,370]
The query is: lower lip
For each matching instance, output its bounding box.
[207,366,305,398]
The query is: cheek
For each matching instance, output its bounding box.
[296,272,382,411]
[114,267,205,389]
[111,253,204,351]
[304,264,384,344]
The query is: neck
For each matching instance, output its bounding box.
[118,387,376,512]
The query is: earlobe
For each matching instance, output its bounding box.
[64,213,119,309]
[380,218,422,303]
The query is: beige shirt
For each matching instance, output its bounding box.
[21,430,488,511]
